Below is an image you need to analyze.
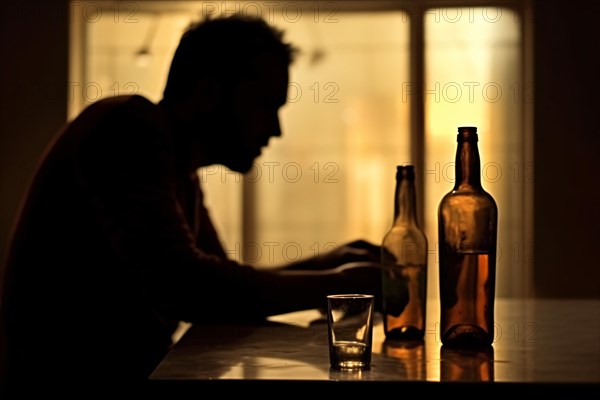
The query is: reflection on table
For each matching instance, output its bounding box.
[150,299,600,387]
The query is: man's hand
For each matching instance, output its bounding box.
[335,261,383,311]
[331,239,380,264]
[283,239,381,271]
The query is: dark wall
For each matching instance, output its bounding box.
[0,0,69,285]
[534,0,600,297]
[0,0,69,379]
[0,0,599,304]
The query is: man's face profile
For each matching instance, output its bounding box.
[215,54,289,174]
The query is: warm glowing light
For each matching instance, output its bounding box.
[424,7,523,299]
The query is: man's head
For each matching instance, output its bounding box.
[162,14,296,173]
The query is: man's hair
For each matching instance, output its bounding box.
[163,14,296,102]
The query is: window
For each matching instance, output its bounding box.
[70,0,533,299]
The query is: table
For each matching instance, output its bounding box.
[148,299,600,392]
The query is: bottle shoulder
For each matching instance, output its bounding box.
[382,225,428,245]
[439,188,497,209]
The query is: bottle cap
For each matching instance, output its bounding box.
[457,126,478,142]
[396,165,415,179]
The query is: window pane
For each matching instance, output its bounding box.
[425,7,526,298]
[253,11,410,266]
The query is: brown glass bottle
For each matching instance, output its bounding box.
[438,127,498,347]
[381,166,428,340]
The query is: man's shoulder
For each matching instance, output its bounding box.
[67,95,168,139]
[82,94,159,120]
[64,95,170,154]
[64,95,174,169]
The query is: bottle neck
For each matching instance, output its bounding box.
[394,175,419,226]
[454,138,482,190]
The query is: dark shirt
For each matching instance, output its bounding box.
[1,95,257,382]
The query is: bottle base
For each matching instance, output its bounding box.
[442,324,491,347]
[385,326,424,341]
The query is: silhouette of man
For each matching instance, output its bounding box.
[1,14,381,386]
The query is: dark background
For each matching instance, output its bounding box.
[1,0,599,299]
